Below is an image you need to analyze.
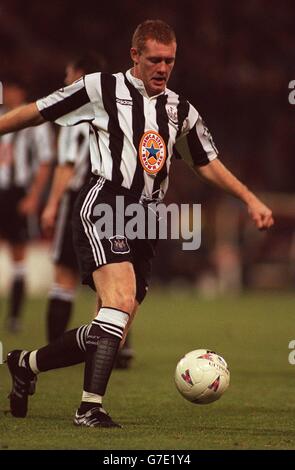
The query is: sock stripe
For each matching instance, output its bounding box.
[94,307,129,330]
[78,327,86,352]
[82,325,89,351]
[48,284,76,302]
[76,328,82,351]
[81,324,92,351]
[92,320,124,336]
[18,350,28,367]
[85,308,128,346]
[77,325,88,352]
[99,325,123,339]
[29,350,40,374]
[92,319,124,333]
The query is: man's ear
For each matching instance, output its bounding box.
[130,47,139,65]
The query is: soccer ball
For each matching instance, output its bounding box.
[174,349,230,404]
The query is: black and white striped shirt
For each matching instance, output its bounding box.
[37,69,218,201]
[0,114,54,190]
[57,124,91,191]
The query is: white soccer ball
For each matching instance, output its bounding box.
[174,349,230,404]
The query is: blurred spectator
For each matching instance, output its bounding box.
[0,79,54,331]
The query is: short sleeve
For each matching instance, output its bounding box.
[174,103,218,167]
[36,76,96,126]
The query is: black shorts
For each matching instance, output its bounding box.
[72,176,158,304]
[0,188,29,244]
[52,189,79,271]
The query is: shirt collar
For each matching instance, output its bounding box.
[125,68,166,99]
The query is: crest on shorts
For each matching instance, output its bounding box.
[109,235,130,254]
[139,130,166,175]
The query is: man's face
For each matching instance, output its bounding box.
[131,39,176,96]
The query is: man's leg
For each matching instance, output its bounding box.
[6,243,27,333]
[6,297,136,419]
[47,190,81,341]
[6,262,136,422]
[46,265,79,342]
[7,324,89,417]
[120,300,138,346]
[115,330,134,369]
[114,301,138,370]
[75,261,136,427]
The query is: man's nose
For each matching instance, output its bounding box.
[157,61,167,74]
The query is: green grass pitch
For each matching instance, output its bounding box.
[0,288,295,450]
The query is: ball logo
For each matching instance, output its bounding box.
[139,130,166,175]
[181,369,193,386]
[208,375,220,392]
[198,353,214,361]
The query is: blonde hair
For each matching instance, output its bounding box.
[132,20,176,53]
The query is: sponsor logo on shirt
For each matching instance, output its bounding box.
[116,98,133,106]
[139,130,166,175]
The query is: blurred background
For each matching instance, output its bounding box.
[0,0,295,296]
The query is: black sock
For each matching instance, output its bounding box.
[36,325,88,371]
[46,297,73,342]
[83,307,129,396]
[84,330,121,395]
[8,276,25,319]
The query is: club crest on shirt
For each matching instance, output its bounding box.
[166,105,178,125]
[139,130,166,175]
[109,235,130,254]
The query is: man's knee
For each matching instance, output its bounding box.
[55,265,79,290]
[104,292,135,315]
[93,262,136,314]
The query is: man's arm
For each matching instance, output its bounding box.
[41,164,75,235]
[18,162,52,215]
[1,76,96,136]
[0,103,45,135]
[194,158,274,230]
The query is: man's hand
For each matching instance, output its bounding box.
[247,195,274,230]
[18,193,39,216]
[195,159,274,231]
[40,165,74,237]
[41,203,59,237]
